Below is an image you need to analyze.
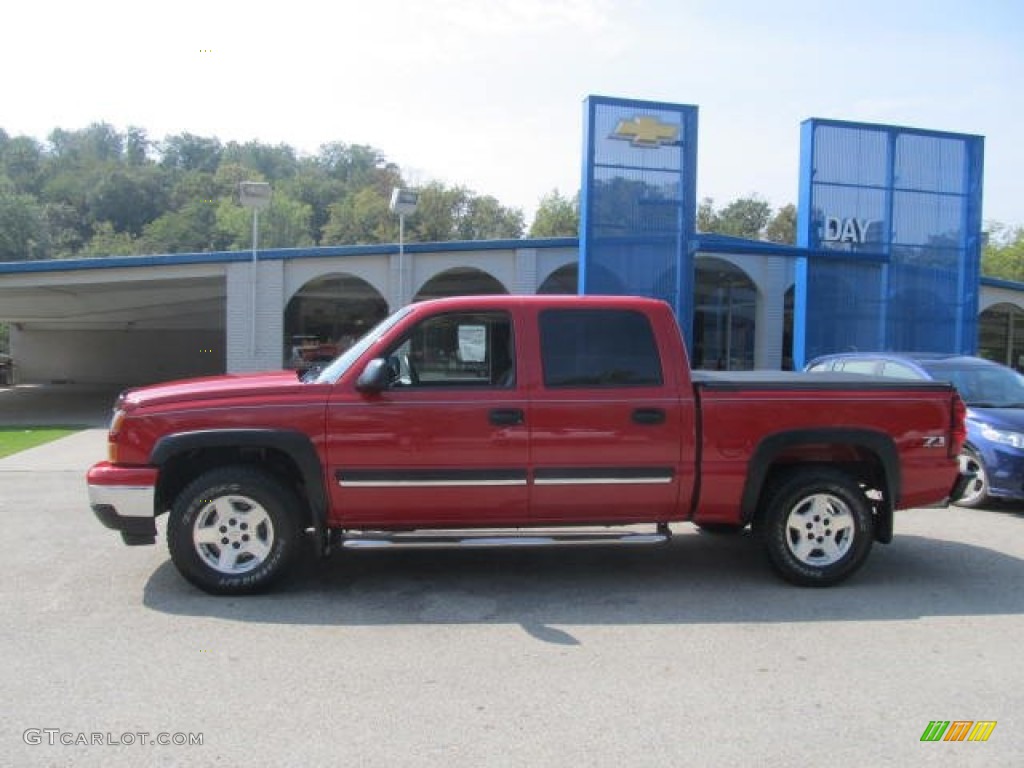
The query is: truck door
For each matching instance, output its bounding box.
[326,308,529,527]
[528,307,687,523]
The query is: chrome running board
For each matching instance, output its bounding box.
[339,527,671,550]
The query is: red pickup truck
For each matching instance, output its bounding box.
[87,295,970,594]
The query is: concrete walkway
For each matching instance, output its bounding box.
[0,428,108,472]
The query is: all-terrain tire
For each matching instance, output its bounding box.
[167,466,302,595]
[760,467,874,587]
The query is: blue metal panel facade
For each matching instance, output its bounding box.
[795,119,984,367]
[580,96,699,347]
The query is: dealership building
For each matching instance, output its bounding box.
[1,96,1022,385]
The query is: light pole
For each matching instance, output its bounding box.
[239,182,271,357]
[389,188,419,306]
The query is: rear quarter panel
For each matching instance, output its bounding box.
[693,373,959,522]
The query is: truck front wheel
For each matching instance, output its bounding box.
[167,466,302,595]
[760,468,873,587]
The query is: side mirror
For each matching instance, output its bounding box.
[356,358,391,393]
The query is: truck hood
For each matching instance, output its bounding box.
[120,371,312,410]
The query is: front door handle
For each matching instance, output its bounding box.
[632,408,666,425]
[490,408,525,426]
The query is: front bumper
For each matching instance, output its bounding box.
[87,462,159,546]
[977,445,1024,501]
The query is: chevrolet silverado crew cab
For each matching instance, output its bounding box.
[87,295,970,594]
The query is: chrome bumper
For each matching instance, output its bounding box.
[89,483,157,545]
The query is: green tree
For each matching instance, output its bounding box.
[140,201,220,253]
[321,187,394,244]
[317,142,401,192]
[0,177,50,260]
[529,189,578,237]
[765,203,797,244]
[214,193,314,250]
[44,202,87,256]
[80,221,142,256]
[122,127,151,166]
[697,197,719,232]
[1,135,45,195]
[87,167,167,236]
[159,133,223,173]
[982,223,1024,281]
[407,182,470,241]
[223,141,298,181]
[457,195,524,240]
[715,196,772,239]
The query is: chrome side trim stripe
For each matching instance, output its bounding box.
[534,467,674,486]
[340,479,528,488]
[336,467,675,488]
[337,468,527,488]
[533,476,672,486]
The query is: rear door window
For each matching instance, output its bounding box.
[539,309,662,388]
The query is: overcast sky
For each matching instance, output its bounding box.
[4,0,1022,226]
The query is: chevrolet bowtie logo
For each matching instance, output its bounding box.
[610,116,679,148]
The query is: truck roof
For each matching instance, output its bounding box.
[407,294,672,312]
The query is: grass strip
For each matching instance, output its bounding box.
[0,427,81,458]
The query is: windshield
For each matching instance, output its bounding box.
[306,306,413,384]
[920,361,1024,408]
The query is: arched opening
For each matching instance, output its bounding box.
[979,302,1024,371]
[413,268,508,301]
[284,273,388,369]
[693,257,757,370]
[537,264,578,294]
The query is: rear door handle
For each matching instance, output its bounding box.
[632,408,666,425]
[490,408,525,426]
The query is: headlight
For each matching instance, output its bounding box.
[980,423,1024,449]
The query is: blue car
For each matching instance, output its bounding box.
[805,353,1024,508]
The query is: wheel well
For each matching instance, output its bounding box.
[744,440,894,543]
[155,446,314,529]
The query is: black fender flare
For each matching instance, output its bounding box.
[150,429,328,552]
[740,428,900,542]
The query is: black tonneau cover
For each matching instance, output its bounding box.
[692,370,955,392]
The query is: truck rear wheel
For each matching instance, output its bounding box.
[167,466,301,595]
[760,468,873,586]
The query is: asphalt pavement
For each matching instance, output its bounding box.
[1,397,1022,767]
[0,383,120,427]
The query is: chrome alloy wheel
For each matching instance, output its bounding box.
[956,452,988,508]
[783,492,855,567]
[192,495,275,575]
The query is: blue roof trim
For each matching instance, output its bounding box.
[694,233,890,264]
[0,237,580,275]
[981,275,1024,292]
[587,94,700,113]
[800,117,984,143]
